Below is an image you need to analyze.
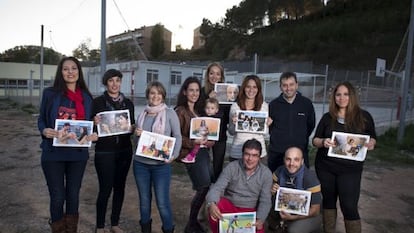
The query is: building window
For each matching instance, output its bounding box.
[32,80,53,88]
[146,69,159,83]
[8,80,17,87]
[170,71,182,85]
[18,80,28,88]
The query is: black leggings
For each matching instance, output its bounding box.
[211,140,227,182]
[316,168,362,220]
[94,149,132,227]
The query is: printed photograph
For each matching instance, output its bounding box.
[235,110,268,134]
[136,131,176,161]
[53,119,93,147]
[214,83,239,104]
[190,117,221,141]
[328,131,370,161]
[275,187,311,216]
[219,212,256,233]
[96,109,131,137]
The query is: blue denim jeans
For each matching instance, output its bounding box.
[133,160,174,230]
[41,160,87,222]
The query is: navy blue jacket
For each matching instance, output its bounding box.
[38,87,93,161]
[268,92,315,153]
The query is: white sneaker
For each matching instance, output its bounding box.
[181,157,195,163]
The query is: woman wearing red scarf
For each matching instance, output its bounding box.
[38,57,97,233]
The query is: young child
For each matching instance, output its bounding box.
[181,98,220,163]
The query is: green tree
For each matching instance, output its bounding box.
[0,45,62,64]
[107,42,133,62]
[88,49,100,63]
[223,0,268,34]
[72,39,92,61]
[150,24,165,59]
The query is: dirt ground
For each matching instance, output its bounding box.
[0,99,413,233]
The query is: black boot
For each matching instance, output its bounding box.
[140,219,152,233]
[162,225,174,233]
[185,188,208,233]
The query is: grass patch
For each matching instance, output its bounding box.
[21,104,38,114]
[0,99,38,114]
[171,161,188,176]
[366,124,414,165]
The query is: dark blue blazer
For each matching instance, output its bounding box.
[38,87,93,161]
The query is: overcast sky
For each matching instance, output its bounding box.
[0,0,242,55]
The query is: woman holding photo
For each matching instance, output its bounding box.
[134,81,182,233]
[176,77,215,233]
[201,62,230,181]
[228,74,269,161]
[38,56,96,233]
[91,69,135,233]
[312,81,376,233]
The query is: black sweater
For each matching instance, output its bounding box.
[91,93,135,152]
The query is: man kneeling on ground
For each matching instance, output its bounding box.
[267,147,322,233]
[206,139,273,233]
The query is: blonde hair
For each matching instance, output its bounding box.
[203,62,225,94]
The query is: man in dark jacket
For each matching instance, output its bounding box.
[268,72,315,172]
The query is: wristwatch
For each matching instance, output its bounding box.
[206,202,216,208]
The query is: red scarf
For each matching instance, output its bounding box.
[66,88,85,120]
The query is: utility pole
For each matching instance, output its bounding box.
[40,25,44,105]
[397,0,414,143]
[30,70,34,105]
[100,0,107,77]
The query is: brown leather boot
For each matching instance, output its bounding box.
[345,219,361,233]
[65,214,79,233]
[323,209,337,233]
[49,218,66,233]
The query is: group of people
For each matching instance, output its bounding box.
[38,57,376,233]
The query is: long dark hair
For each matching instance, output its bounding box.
[237,75,264,111]
[176,77,203,113]
[329,81,365,131]
[78,126,88,141]
[53,57,92,97]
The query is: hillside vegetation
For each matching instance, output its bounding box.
[189,0,411,70]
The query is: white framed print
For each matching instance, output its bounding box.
[275,187,312,216]
[190,117,221,141]
[53,119,93,147]
[214,83,239,104]
[235,110,268,134]
[219,212,256,233]
[136,131,176,161]
[96,109,131,137]
[328,131,370,161]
